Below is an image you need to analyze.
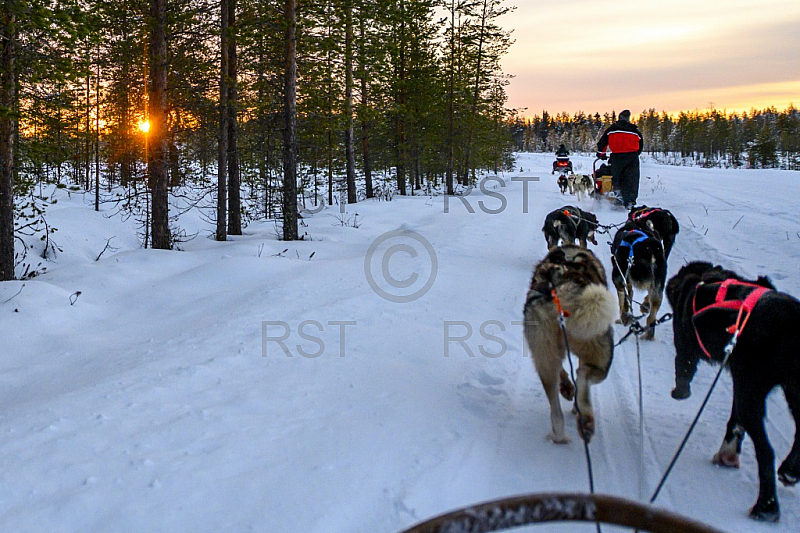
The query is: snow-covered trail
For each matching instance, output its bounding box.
[1,153,799,532]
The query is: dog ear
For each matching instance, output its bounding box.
[756,276,777,290]
[678,261,714,279]
[545,248,567,264]
[701,266,736,284]
[536,262,565,286]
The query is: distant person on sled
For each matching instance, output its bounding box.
[596,109,643,209]
[552,144,573,174]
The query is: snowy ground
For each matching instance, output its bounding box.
[2,153,800,532]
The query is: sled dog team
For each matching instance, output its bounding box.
[557,172,594,202]
[525,203,800,522]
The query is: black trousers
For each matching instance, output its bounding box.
[610,152,640,205]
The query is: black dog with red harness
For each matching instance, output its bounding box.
[627,205,679,259]
[666,261,800,522]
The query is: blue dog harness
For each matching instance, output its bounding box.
[616,230,650,260]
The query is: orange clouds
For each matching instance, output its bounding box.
[500,1,800,115]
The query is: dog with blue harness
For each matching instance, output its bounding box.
[610,223,667,340]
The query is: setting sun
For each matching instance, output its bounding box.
[138,120,150,133]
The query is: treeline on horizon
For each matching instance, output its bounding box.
[1,0,521,278]
[511,106,800,170]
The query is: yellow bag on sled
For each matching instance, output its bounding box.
[601,175,613,193]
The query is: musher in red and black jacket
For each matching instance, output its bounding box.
[596,109,643,208]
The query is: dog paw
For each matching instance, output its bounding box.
[712,450,740,468]
[778,462,800,486]
[642,327,655,341]
[671,384,691,400]
[547,432,571,445]
[749,497,780,522]
[577,414,595,443]
[639,295,650,314]
[560,380,575,401]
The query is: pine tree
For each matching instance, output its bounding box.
[2,0,87,278]
[0,0,15,280]
[343,0,356,204]
[148,0,170,249]
[227,0,242,235]
[282,0,298,241]
[217,0,229,241]
[461,0,513,183]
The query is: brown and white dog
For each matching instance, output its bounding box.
[523,244,617,443]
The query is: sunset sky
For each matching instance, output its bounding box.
[499,0,800,117]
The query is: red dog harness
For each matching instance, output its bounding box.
[631,207,661,221]
[691,279,771,358]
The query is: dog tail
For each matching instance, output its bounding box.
[567,284,617,340]
[629,257,654,284]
